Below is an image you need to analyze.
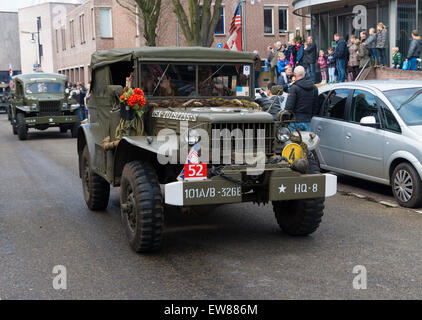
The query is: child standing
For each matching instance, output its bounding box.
[366,28,378,66]
[327,47,336,83]
[276,52,289,86]
[392,47,403,69]
[318,50,328,84]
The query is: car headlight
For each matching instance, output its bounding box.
[276,127,291,143]
[62,102,69,109]
[184,129,200,145]
[31,103,37,110]
[70,103,80,110]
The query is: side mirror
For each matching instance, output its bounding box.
[360,116,380,128]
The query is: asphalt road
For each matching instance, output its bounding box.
[0,113,421,300]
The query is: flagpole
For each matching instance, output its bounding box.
[241,0,246,51]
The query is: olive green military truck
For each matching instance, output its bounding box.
[0,83,10,114]
[77,47,337,253]
[8,73,81,140]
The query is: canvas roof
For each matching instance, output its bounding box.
[90,47,257,70]
[13,73,67,84]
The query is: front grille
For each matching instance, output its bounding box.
[39,101,61,116]
[210,122,275,164]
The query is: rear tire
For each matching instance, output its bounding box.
[272,152,325,236]
[81,146,110,210]
[120,161,163,253]
[391,162,422,208]
[17,113,28,140]
[59,125,68,133]
[12,120,17,135]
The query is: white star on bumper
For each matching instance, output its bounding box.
[279,185,287,193]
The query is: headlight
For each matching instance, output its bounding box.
[31,103,37,110]
[70,103,80,110]
[184,129,200,145]
[62,102,69,109]
[276,127,291,143]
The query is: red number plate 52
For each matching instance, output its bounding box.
[184,163,207,181]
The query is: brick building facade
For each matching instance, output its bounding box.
[19,0,309,84]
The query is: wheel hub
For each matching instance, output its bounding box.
[394,169,413,203]
[124,190,137,233]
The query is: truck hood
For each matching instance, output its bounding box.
[25,93,65,101]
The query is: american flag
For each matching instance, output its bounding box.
[177,142,199,181]
[223,2,242,51]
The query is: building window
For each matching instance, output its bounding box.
[61,27,66,51]
[56,29,59,53]
[91,8,96,40]
[264,7,273,34]
[278,7,287,33]
[80,14,86,44]
[215,7,225,35]
[70,20,75,47]
[100,8,113,38]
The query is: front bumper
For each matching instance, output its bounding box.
[24,115,79,126]
[164,166,337,206]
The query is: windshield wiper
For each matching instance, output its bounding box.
[397,89,422,111]
[152,64,170,96]
[200,65,225,85]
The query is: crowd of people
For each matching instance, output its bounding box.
[66,81,88,120]
[260,23,422,87]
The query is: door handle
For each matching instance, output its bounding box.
[316,126,322,132]
[345,133,352,139]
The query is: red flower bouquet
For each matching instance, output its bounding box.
[120,88,146,119]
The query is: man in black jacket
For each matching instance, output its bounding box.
[304,36,317,83]
[406,29,422,70]
[285,66,318,131]
[333,33,348,82]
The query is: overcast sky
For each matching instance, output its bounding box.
[0,0,83,12]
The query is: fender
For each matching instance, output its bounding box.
[77,122,102,177]
[113,135,179,185]
[386,150,422,180]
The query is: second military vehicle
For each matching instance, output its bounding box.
[8,73,81,140]
[0,83,9,114]
[77,47,337,253]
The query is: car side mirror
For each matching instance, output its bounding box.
[360,116,380,128]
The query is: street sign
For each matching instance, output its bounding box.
[217,43,223,49]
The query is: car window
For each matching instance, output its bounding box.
[379,99,401,133]
[317,92,328,116]
[349,90,380,123]
[323,89,349,120]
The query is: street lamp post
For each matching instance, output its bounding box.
[21,16,43,70]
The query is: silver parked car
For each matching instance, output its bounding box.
[312,80,422,208]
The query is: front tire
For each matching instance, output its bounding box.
[272,152,325,236]
[120,161,163,253]
[17,113,28,140]
[392,162,422,208]
[81,146,110,210]
[59,125,68,133]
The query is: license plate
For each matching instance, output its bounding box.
[184,163,207,181]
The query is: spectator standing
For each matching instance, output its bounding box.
[77,82,87,119]
[266,46,274,72]
[317,50,328,84]
[276,52,289,87]
[285,66,319,131]
[360,30,367,43]
[296,40,305,67]
[348,37,360,80]
[327,47,336,83]
[366,28,378,66]
[270,41,282,83]
[304,36,318,83]
[357,38,370,72]
[406,30,422,70]
[376,23,388,66]
[253,50,262,88]
[392,47,403,69]
[288,39,298,67]
[333,34,348,82]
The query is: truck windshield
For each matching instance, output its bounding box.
[384,87,422,126]
[25,82,64,94]
[140,63,252,98]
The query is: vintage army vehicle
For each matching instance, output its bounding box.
[0,83,10,114]
[8,73,81,140]
[77,47,337,253]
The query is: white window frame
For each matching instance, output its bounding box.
[79,13,86,44]
[278,6,288,34]
[99,7,113,38]
[264,6,274,35]
[214,6,225,35]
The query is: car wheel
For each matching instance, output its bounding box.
[81,146,110,210]
[120,161,163,253]
[59,125,68,133]
[17,113,28,140]
[392,162,422,208]
[12,120,17,135]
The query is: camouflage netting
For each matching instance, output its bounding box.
[147,98,261,110]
